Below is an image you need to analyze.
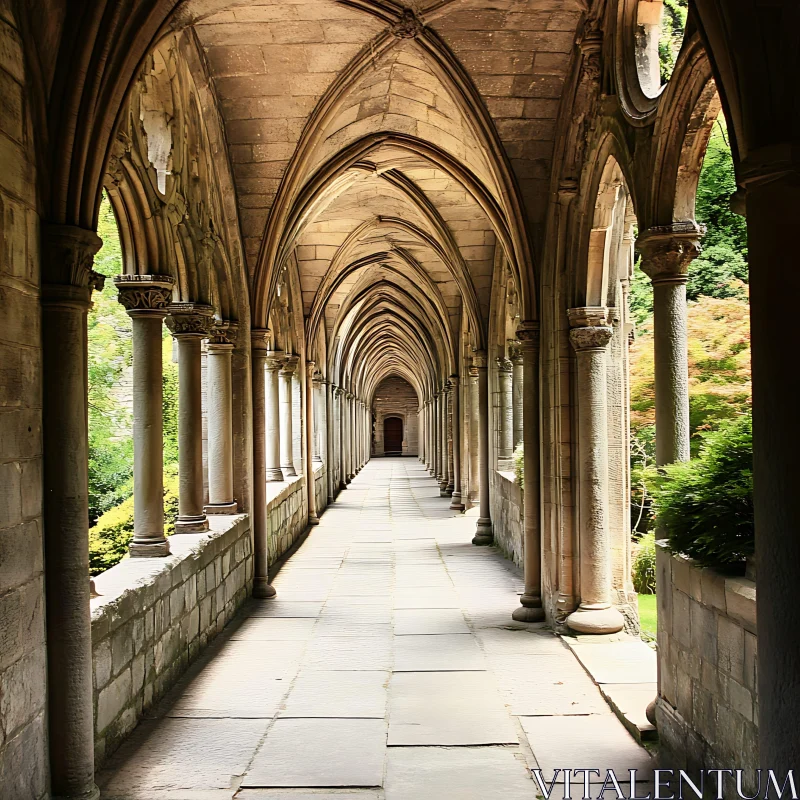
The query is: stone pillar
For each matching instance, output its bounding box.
[205,322,238,513]
[637,223,701,466]
[166,303,214,533]
[342,392,351,483]
[115,274,175,556]
[312,371,324,463]
[439,386,450,496]
[326,382,336,502]
[496,357,514,464]
[449,375,465,510]
[510,343,524,451]
[42,225,103,800]
[512,322,545,622]
[306,360,319,525]
[472,352,493,545]
[565,308,624,634]
[469,364,480,502]
[279,355,298,478]
[350,395,357,475]
[336,389,346,489]
[264,351,284,482]
[446,383,455,495]
[251,330,276,599]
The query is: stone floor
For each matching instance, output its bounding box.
[98,458,654,800]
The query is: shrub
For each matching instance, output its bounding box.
[649,413,753,568]
[89,467,180,576]
[513,443,524,489]
[632,532,657,594]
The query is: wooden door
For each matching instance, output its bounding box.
[383,417,403,454]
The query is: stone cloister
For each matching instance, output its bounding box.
[0,0,797,797]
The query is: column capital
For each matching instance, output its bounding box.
[507,341,523,364]
[251,328,271,353]
[449,373,460,387]
[306,359,316,376]
[496,357,513,374]
[568,306,612,351]
[472,349,488,370]
[265,349,285,371]
[41,224,105,305]
[636,222,704,284]
[115,274,175,317]
[208,320,238,347]
[516,320,540,352]
[165,302,214,338]
[312,369,324,386]
[280,354,300,375]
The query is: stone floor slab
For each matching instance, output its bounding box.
[243,719,387,788]
[393,608,469,635]
[249,601,324,618]
[302,635,392,670]
[229,617,317,641]
[566,638,658,684]
[282,670,388,718]
[393,634,485,671]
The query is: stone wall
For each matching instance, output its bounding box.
[0,5,48,797]
[655,543,758,785]
[372,376,418,456]
[90,515,253,767]
[491,470,523,567]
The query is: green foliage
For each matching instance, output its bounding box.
[687,245,748,301]
[162,336,180,466]
[648,413,754,568]
[632,532,657,594]
[513,443,524,489]
[638,593,658,639]
[628,260,654,326]
[658,0,688,84]
[89,469,180,576]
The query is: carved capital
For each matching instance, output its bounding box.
[507,341,523,364]
[251,328,270,354]
[114,274,175,317]
[265,349,285,372]
[569,326,613,352]
[208,321,238,347]
[392,8,423,38]
[516,320,540,353]
[280,354,299,375]
[165,303,214,338]
[312,369,324,386]
[472,349,488,370]
[496,357,513,374]
[42,225,104,304]
[449,374,460,387]
[637,223,704,284]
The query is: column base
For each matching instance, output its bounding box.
[565,603,624,634]
[267,468,284,482]
[174,515,209,533]
[308,513,320,526]
[253,578,277,599]
[646,699,657,727]
[53,783,101,800]
[129,539,171,558]
[472,519,493,546]
[204,501,238,514]
[282,466,298,478]
[512,594,545,623]
[449,492,465,511]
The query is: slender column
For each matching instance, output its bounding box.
[115,275,174,556]
[446,382,455,495]
[312,371,323,463]
[251,330,276,599]
[205,322,238,513]
[326,381,336,502]
[510,343,524,451]
[306,360,319,525]
[264,351,284,481]
[337,389,347,489]
[355,400,361,471]
[432,398,439,476]
[166,303,214,533]
[439,387,449,495]
[472,352,493,545]
[637,223,701,466]
[42,226,103,800]
[426,401,433,471]
[512,322,545,622]
[279,355,298,477]
[469,365,480,502]
[349,395,356,475]
[496,357,514,465]
[565,308,624,634]
[449,375,465,510]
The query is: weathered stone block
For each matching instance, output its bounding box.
[111,624,133,676]
[671,587,691,648]
[0,520,42,592]
[97,668,131,733]
[724,577,756,632]
[717,616,744,682]
[94,638,112,690]
[728,679,753,722]
[690,600,716,664]
[743,630,757,692]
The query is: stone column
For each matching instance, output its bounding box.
[166,303,214,533]
[496,357,514,465]
[469,364,480,502]
[42,225,103,800]
[343,392,351,483]
[512,322,545,622]
[565,308,624,634]
[449,375,465,510]
[279,355,298,478]
[336,388,347,489]
[350,395,357,475]
[251,330,276,599]
[312,371,324,463]
[446,382,455,495]
[439,386,450,496]
[472,351,493,545]
[115,274,175,556]
[265,351,284,482]
[326,381,336,502]
[306,360,319,525]
[205,322,238,513]
[510,343,524,451]
[637,223,701,466]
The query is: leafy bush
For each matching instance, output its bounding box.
[648,413,753,568]
[632,532,657,594]
[513,443,524,489]
[89,468,180,576]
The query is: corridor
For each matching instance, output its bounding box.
[97,459,652,800]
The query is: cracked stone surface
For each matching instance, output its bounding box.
[97,459,652,798]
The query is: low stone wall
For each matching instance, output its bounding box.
[491,469,523,566]
[655,543,758,783]
[90,515,252,767]
[267,476,308,563]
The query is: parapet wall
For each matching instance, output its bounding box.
[655,543,758,785]
[490,469,523,567]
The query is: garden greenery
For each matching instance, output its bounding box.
[632,532,657,594]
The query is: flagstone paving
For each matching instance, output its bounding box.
[97,459,654,800]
